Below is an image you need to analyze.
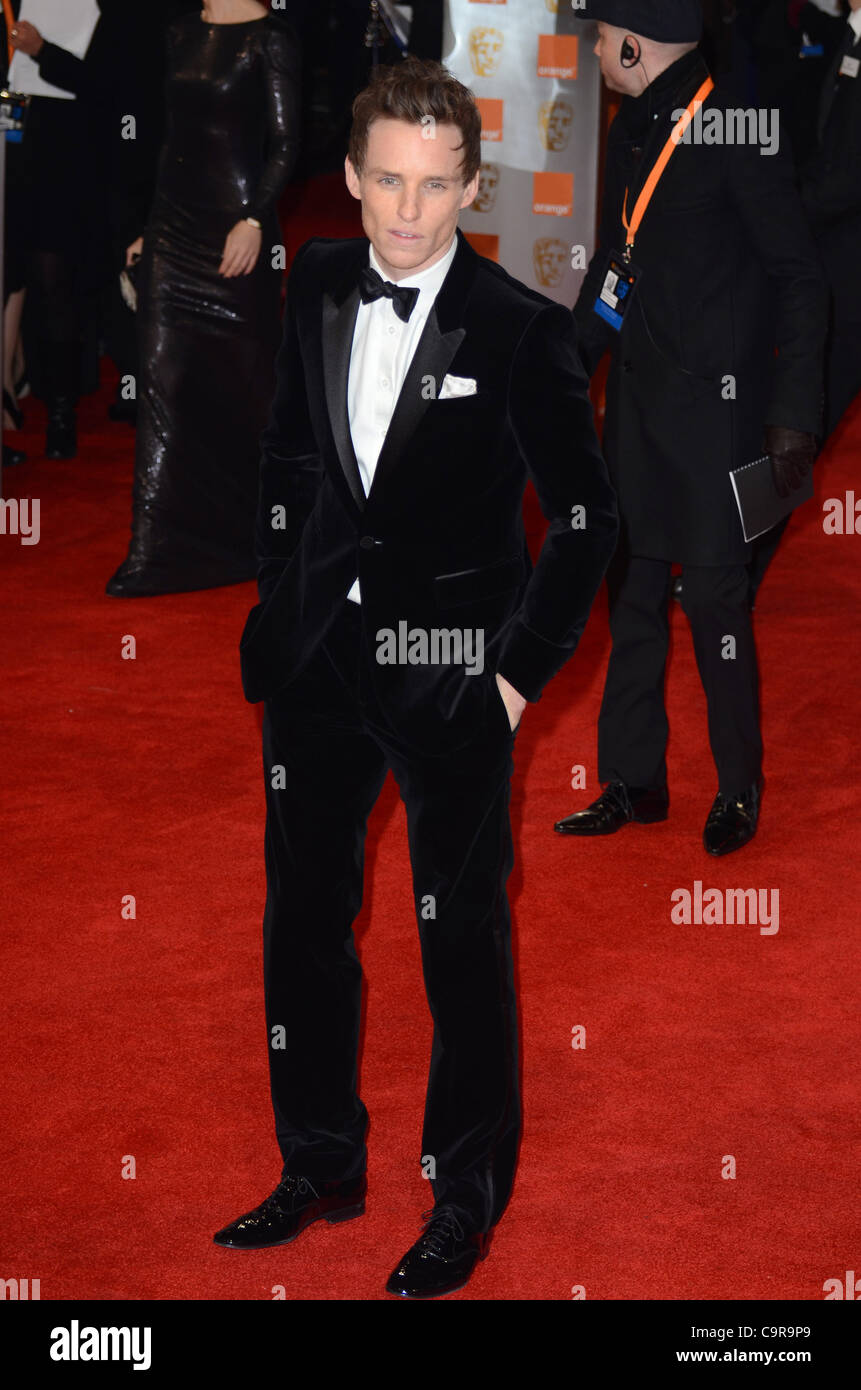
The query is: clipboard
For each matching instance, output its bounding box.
[729,455,814,544]
[7,0,99,101]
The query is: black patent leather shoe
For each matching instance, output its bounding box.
[554,781,669,836]
[213,1173,366,1250]
[3,444,26,468]
[385,1205,492,1299]
[703,781,762,857]
[45,399,77,460]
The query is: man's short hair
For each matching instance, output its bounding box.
[348,56,482,185]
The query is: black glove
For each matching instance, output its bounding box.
[763,425,818,500]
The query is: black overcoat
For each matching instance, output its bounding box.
[575,49,828,566]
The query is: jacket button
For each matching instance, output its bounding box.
[359,535,377,550]
[623,359,633,373]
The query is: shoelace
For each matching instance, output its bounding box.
[602,781,633,818]
[269,1175,319,1213]
[418,1206,466,1257]
[710,791,755,819]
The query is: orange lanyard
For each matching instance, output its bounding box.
[2,0,16,72]
[622,76,715,262]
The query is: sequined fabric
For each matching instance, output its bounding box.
[108,15,300,595]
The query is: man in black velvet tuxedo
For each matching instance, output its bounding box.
[214,57,618,1298]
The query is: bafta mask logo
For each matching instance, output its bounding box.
[473,163,500,214]
[533,238,569,289]
[539,99,574,153]
[469,27,505,78]
[545,0,559,12]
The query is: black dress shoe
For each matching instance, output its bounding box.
[554,781,669,836]
[213,1173,366,1250]
[385,1205,492,1299]
[703,781,762,856]
[3,444,26,468]
[45,399,78,460]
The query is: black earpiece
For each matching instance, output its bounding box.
[620,36,640,68]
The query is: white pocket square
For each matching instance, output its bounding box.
[439,374,478,400]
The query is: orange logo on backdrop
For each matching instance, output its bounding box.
[533,238,568,289]
[538,98,574,152]
[545,0,559,13]
[464,232,500,263]
[477,98,504,143]
[473,163,501,214]
[469,27,505,77]
[537,34,578,80]
[533,171,574,217]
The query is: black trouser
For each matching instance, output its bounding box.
[24,251,82,406]
[260,600,520,1234]
[597,553,763,796]
[748,515,790,606]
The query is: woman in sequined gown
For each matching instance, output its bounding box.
[106,3,300,596]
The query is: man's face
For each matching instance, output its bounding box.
[346,118,480,281]
[593,22,646,95]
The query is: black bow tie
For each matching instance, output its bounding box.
[358,265,420,323]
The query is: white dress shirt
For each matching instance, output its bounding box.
[346,236,458,603]
[850,10,861,42]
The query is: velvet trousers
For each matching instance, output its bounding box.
[260,599,521,1233]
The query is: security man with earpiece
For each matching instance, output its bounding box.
[555,0,828,856]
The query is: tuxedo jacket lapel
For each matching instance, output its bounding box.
[368,312,466,500]
[322,285,366,513]
[319,229,479,510]
[368,230,477,500]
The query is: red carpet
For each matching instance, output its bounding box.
[2,181,860,1300]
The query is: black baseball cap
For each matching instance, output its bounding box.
[572,0,703,44]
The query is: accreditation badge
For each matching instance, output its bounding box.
[593,251,642,332]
